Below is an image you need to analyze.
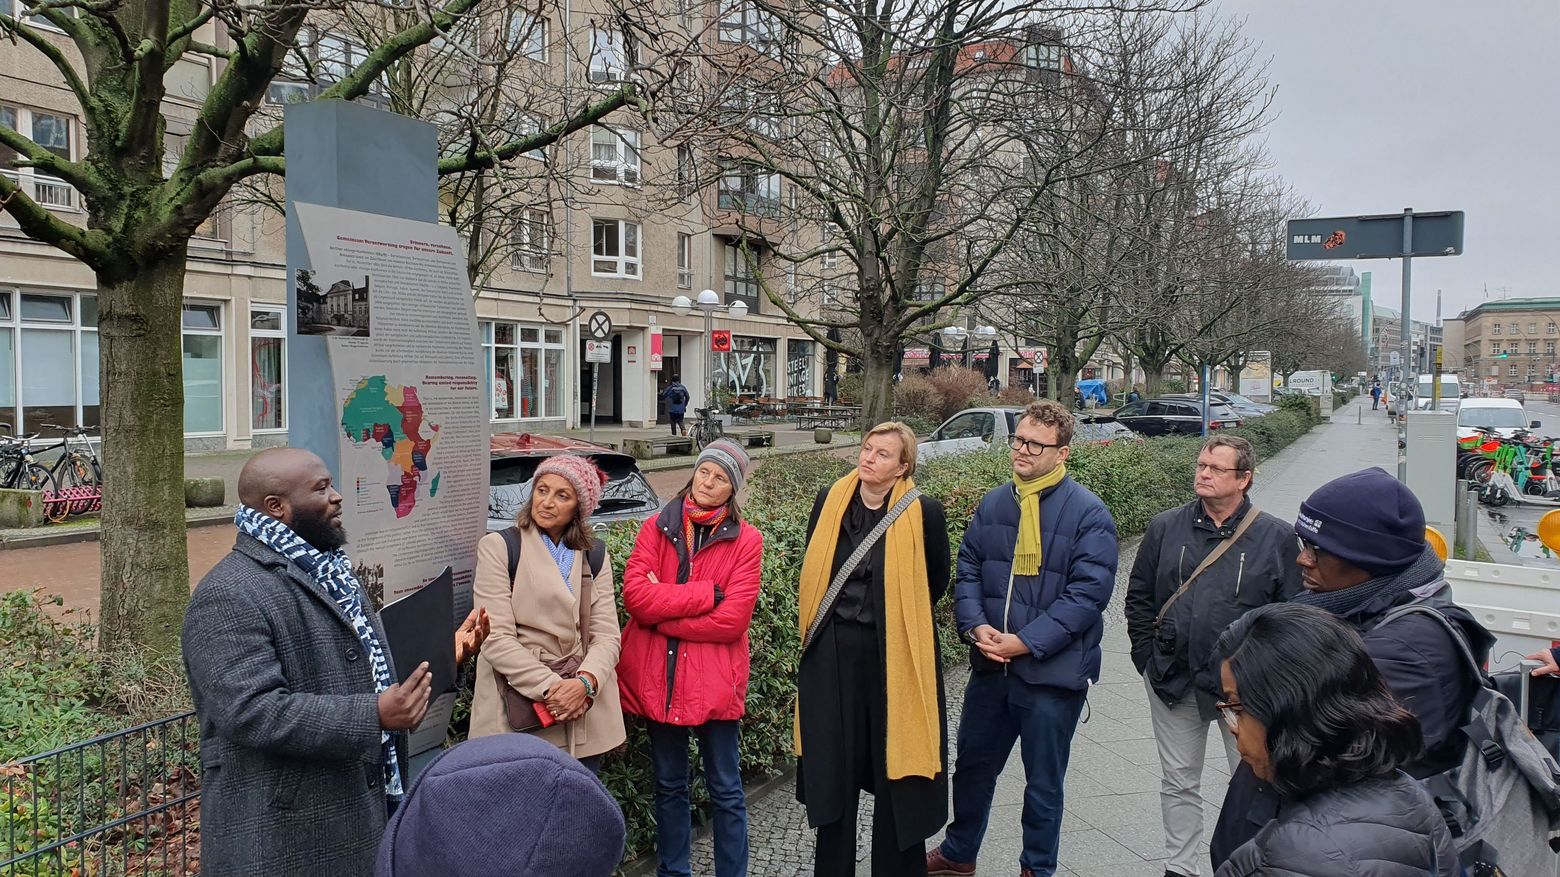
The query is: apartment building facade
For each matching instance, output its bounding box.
[1,0,831,449]
[1455,298,1560,391]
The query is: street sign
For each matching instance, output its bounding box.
[587,311,613,341]
[1389,351,1401,366]
[1286,211,1464,261]
[585,340,612,363]
[711,330,732,353]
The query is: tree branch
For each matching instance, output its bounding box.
[0,174,111,268]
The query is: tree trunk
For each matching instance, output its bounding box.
[97,254,191,658]
[859,341,896,431]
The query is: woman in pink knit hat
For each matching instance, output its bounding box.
[468,454,627,773]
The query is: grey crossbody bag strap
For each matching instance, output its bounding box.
[802,488,922,653]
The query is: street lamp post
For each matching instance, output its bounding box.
[672,289,748,413]
[942,324,997,369]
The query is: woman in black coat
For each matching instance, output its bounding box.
[796,422,952,877]
[1211,603,1458,877]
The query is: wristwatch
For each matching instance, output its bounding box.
[577,674,597,699]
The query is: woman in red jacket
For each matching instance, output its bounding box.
[618,438,763,877]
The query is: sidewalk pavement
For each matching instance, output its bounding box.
[654,395,1402,876]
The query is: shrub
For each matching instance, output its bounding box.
[997,385,1037,406]
[925,367,992,421]
[835,372,863,403]
[893,375,943,425]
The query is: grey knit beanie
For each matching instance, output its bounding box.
[695,438,753,494]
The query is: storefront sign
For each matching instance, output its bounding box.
[711,330,732,352]
[649,327,663,371]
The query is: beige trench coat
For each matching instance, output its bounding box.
[468,527,627,758]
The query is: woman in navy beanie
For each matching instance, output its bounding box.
[376,733,626,877]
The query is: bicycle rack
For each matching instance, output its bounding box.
[41,485,103,521]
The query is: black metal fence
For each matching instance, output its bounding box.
[2,712,200,877]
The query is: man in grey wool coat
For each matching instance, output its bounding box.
[182,448,453,876]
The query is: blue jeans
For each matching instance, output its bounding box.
[645,719,749,877]
[940,670,1087,876]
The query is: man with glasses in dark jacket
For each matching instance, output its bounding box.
[1208,467,1495,871]
[1125,436,1302,877]
[927,400,1118,877]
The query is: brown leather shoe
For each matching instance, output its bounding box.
[926,846,976,876]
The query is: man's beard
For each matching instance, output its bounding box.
[292,507,348,552]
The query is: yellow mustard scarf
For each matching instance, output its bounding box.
[1012,464,1067,576]
[794,471,941,780]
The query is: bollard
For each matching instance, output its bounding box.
[1459,480,1478,561]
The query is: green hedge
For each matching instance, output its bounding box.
[598,405,1319,860]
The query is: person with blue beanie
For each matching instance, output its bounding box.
[375,733,627,877]
[1209,467,1494,871]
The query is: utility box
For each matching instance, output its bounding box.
[1405,411,1456,532]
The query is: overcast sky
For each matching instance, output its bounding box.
[1211,0,1559,322]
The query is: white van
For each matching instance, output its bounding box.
[1455,397,1539,440]
[1414,374,1461,412]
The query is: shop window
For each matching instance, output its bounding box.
[182,303,223,434]
[251,306,286,431]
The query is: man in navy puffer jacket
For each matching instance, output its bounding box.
[927,400,1119,877]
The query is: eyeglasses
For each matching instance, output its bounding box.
[1216,698,1245,732]
[1296,537,1323,558]
[1008,435,1065,455]
[1195,462,1249,476]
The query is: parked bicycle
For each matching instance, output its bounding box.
[39,423,101,489]
[689,406,725,451]
[0,425,59,494]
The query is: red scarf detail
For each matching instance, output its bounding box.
[682,497,728,556]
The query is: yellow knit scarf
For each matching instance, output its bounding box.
[794,471,941,780]
[1012,464,1067,576]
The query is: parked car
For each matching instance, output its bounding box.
[1111,397,1243,437]
[917,406,1138,461]
[488,433,661,531]
[1165,391,1275,418]
[1504,389,1527,403]
[1456,397,1540,441]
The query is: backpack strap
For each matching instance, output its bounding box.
[1373,604,1490,687]
[502,526,604,589]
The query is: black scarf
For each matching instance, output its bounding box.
[1289,544,1444,619]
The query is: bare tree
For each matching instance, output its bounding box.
[0,0,683,657]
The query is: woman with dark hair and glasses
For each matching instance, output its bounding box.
[1211,603,1457,877]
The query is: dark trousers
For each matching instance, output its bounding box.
[669,413,686,435]
[646,719,748,877]
[940,670,1087,876]
[812,621,926,877]
[1372,396,1380,409]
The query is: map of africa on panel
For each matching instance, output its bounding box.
[341,375,442,518]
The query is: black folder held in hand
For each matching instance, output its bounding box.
[380,566,458,693]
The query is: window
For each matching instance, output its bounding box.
[181,303,223,434]
[0,104,76,209]
[1548,341,1556,356]
[3,0,78,31]
[724,243,761,312]
[1510,323,1519,334]
[821,223,840,269]
[510,208,549,272]
[786,340,814,396]
[266,30,384,106]
[1491,341,1501,355]
[250,307,286,431]
[1549,322,1556,335]
[7,291,98,432]
[676,233,694,289]
[1510,364,1520,377]
[590,127,640,185]
[717,335,778,396]
[1024,42,1062,72]
[1529,341,1538,355]
[1509,341,1520,354]
[1492,323,1502,335]
[676,145,696,201]
[1530,323,1538,334]
[512,112,547,160]
[482,321,567,420]
[720,78,783,139]
[718,0,780,52]
[717,160,780,216]
[507,13,547,61]
[589,27,630,82]
[591,219,640,278]
[935,411,995,441]
[1490,365,1499,376]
